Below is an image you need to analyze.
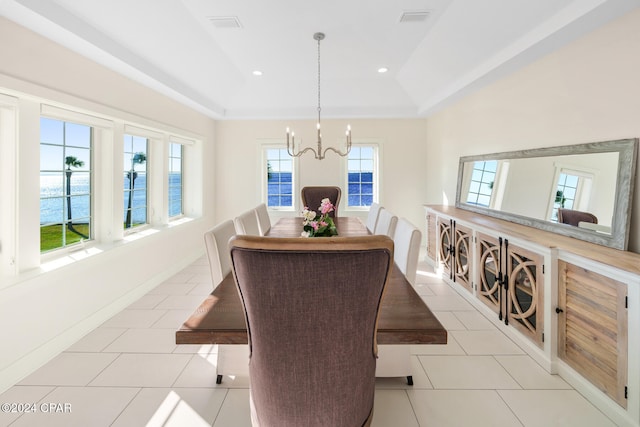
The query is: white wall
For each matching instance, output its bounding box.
[0,18,216,392]
[425,7,640,253]
[214,118,428,230]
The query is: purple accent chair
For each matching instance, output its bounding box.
[301,186,341,218]
[558,208,598,227]
[229,235,394,427]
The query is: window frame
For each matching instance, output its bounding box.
[261,143,298,212]
[344,142,380,212]
[168,141,184,219]
[39,117,94,253]
[123,133,150,232]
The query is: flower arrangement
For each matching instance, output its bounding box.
[301,198,338,237]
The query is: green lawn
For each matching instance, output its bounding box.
[40,223,90,252]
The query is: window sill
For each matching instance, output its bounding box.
[1,217,197,291]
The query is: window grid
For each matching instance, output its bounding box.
[551,173,578,221]
[466,160,497,207]
[123,134,148,229]
[168,143,183,218]
[347,146,375,207]
[266,148,293,208]
[39,118,92,252]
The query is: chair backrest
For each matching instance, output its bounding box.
[301,186,341,218]
[203,220,236,288]
[558,208,598,226]
[393,218,422,286]
[234,208,261,235]
[374,208,398,238]
[255,203,271,236]
[230,235,393,427]
[365,202,381,233]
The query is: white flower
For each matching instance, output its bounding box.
[301,230,311,238]
[301,208,317,225]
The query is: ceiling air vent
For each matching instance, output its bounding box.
[208,16,242,29]
[399,10,430,23]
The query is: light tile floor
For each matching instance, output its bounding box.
[0,257,619,426]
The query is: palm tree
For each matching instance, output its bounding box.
[65,156,88,238]
[125,152,147,228]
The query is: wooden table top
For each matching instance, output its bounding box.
[176,217,447,345]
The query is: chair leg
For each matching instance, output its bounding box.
[216,375,223,384]
[406,375,413,386]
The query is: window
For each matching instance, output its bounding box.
[466,160,497,207]
[123,134,148,229]
[168,142,183,218]
[550,170,593,222]
[265,148,293,209]
[40,118,92,252]
[347,145,377,207]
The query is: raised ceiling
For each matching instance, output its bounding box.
[1,0,638,119]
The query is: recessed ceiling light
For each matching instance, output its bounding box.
[253,70,263,76]
[378,67,389,74]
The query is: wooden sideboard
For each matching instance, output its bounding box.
[425,205,640,427]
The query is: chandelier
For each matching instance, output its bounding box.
[286,32,352,160]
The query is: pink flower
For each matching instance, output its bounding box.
[311,221,319,231]
[320,221,328,227]
[319,198,334,215]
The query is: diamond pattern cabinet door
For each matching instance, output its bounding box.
[476,232,501,316]
[505,242,544,347]
[437,217,452,279]
[453,223,473,292]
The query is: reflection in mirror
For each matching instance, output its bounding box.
[456,139,637,250]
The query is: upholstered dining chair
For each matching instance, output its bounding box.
[255,203,271,236]
[365,202,382,233]
[203,220,249,384]
[374,208,398,238]
[393,218,422,287]
[234,208,261,235]
[229,235,394,427]
[203,219,236,289]
[301,186,341,218]
[558,208,598,227]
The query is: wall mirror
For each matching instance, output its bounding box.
[456,139,638,250]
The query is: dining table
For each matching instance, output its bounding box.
[175,216,447,346]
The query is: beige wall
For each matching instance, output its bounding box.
[215,118,428,229]
[0,18,216,391]
[425,8,640,253]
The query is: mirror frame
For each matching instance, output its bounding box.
[455,138,638,250]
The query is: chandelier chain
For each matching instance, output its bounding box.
[317,34,321,125]
[285,32,352,160]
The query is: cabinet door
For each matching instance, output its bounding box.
[426,212,437,262]
[558,261,628,408]
[437,217,452,278]
[453,223,473,292]
[477,232,501,316]
[505,242,544,347]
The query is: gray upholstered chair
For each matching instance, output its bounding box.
[365,202,381,233]
[301,186,341,218]
[374,208,397,238]
[558,208,598,227]
[203,220,249,384]
[234,208,261,235]
[230,235,394,427]
[203,219,236,288]
[393,218,422,287]
[255,203,271,236]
